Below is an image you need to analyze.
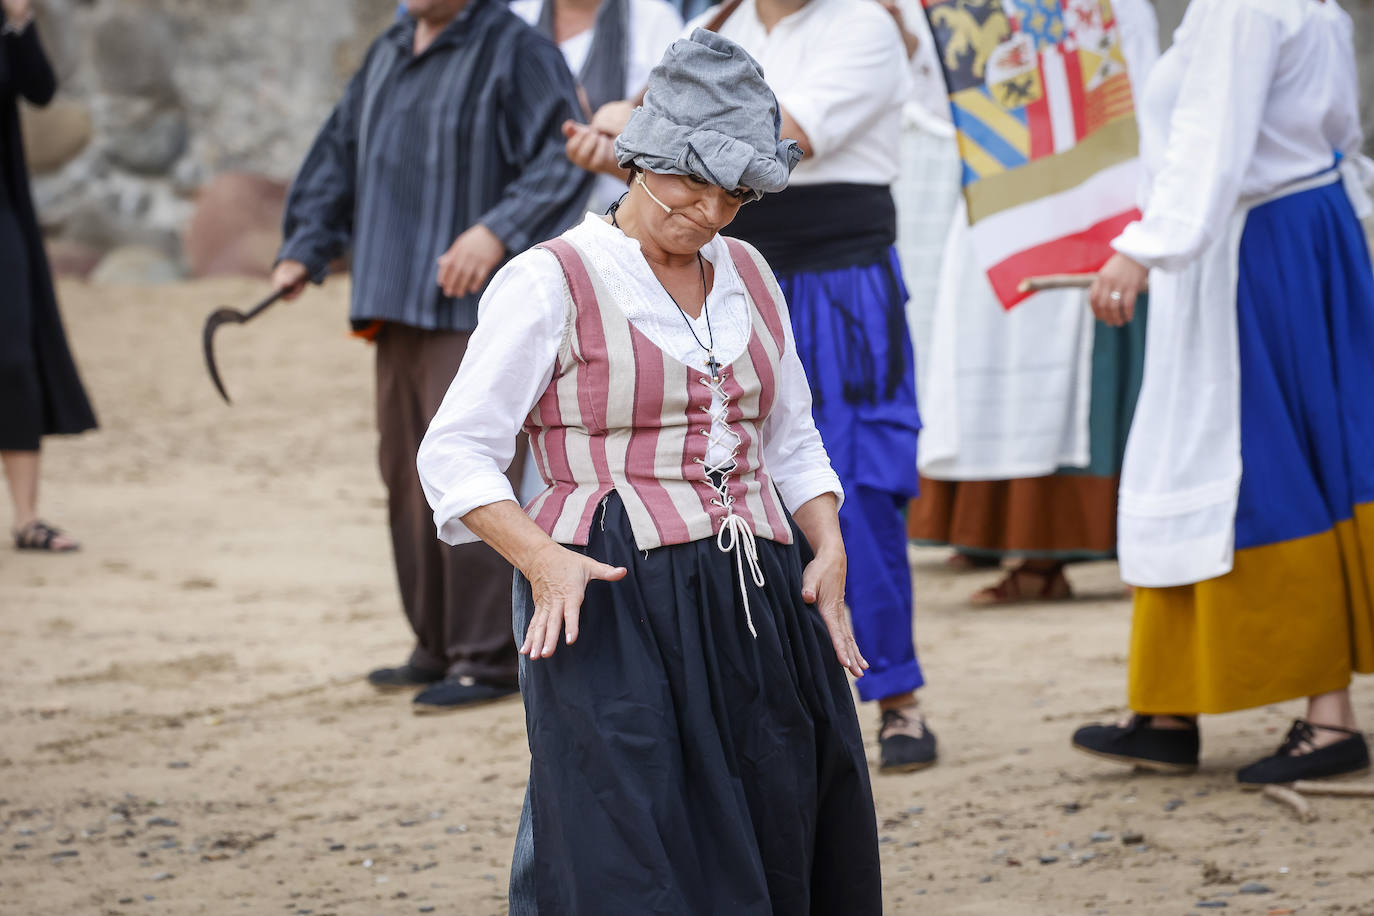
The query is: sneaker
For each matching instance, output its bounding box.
[878,708,938,773]
[367,663,445,692]
[1236,720,1370,786]
[1071,714,1199,773]
[412,675,520,715]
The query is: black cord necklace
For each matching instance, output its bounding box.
[612,201,721,382]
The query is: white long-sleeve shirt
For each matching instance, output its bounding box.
[689,0,912,185]
[1112,0,1366,270]
[419,214,843,545]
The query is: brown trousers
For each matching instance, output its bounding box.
[375,323,524,684]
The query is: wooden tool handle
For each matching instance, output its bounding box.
[1017,273,1098,293]
[1290,780,1374,797]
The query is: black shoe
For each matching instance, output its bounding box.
[412,675,520,715]
[878,708,938,773]
[1236,720,1371,786]
[1072,714,1199,773]
[367,663,445,692]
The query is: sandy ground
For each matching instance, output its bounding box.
[2,277,1373,916]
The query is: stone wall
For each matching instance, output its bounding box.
[21,0,398,280]
[15,0,1374,281]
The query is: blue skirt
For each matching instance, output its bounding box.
[779,247,922,499]
[1130,176,1374,714]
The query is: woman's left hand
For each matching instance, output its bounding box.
[801,545,867,678]
[1089,253,1148,327]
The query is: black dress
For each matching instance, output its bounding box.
[0,23,95,451]
[511,493,883,915]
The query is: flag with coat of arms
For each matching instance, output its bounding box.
[922,0,1141,307]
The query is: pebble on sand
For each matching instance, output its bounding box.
[1121,831,1145,845]
[1238,882,1273,894]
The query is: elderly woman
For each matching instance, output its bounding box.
[1073,0,1373,784]
[418,31,881,912]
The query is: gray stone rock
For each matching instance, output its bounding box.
[57,196,181,258]
[171,156,209,196]
[183,172,287,278]
[90,245,183,285]
[1237,882,1272,895]
[45,239,106,279]
[92,13,178,101]
[106,108,189,175]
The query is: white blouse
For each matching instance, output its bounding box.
[689,0,912,186]
[1112,0,1366,270]
[511,0,684,212]
[419,214,843,545]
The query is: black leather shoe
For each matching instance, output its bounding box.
[878,708,938,773]
[412,675,520,715]
[1236,720,1370,786]
[367,663,445,692]
[1072,714,1199,773]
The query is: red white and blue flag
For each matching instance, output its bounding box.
[923,0,1142,307]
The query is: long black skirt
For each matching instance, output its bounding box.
[0,200,96,451]
[511,493,882,915]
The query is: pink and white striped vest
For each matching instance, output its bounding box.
[523,236,795,553]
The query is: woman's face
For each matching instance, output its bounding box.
[634,171,749,254]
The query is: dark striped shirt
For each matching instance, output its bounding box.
[280,0,594,332]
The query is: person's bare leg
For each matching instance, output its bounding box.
[3,449,77,549]
[1300,688,1360,750]
[1141,715,1194,729]
[970,559,1071,604]
[879,691,925,736]
[3,449,40,528]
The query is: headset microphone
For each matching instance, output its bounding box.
[636,172,675,215]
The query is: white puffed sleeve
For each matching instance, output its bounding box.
[759,278,845,513]
[418,250,565,545]
[1111,0,1283,270]
[773,5,912,162]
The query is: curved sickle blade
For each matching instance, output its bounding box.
[201,289,288,405]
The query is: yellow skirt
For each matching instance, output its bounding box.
[1129,505,1374,715]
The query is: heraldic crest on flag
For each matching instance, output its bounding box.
[923,0,1142,307]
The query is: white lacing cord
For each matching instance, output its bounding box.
[694,376,765,638]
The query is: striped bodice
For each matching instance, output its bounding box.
[523,236,795,552]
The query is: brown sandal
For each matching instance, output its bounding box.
[969,563,1072,605]
[944,551,1001,571]
[13,520,79,552]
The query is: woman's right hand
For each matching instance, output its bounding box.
[1089,253,1148,327]
[562,120,624,177]
[521,543,627,659]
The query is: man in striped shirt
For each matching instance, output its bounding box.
[271,0,593,713]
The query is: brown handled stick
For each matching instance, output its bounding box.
[1290,780,1374,797]
[1017,273,1097,293]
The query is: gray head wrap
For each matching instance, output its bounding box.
[614,29,801,200]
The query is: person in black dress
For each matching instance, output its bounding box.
[1,0,97,551]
